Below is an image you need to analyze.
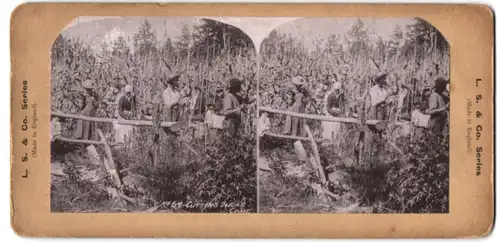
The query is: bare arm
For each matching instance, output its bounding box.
[427,94,446,115]
[427,105,447,115]
[222,94,241,116]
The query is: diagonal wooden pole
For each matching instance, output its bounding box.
[97,129,122,187]
[304,125,327,185]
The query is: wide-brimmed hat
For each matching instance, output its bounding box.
[374,73,388,85]
[167,75,180,85]
[124,84,133,93]
[82,79,96,89]
[332,82,342,90]
[186,70,197,78]
[291,76,306,86]
[215,83,224,93]
[206,102,216,110]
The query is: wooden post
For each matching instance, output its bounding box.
[264,131,323,142]
[293,140,307,162]
[86,145,102,166]
[304,125,327,185]
[308,155,320,178]
[97,129,122,187]
[150,103,161,167]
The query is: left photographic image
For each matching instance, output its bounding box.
[50,16,257,213]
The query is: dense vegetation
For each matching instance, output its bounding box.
[51,18,257,212]
[50,17,449,213]
[258,17,449,213]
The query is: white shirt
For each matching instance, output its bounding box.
[370,85,388,107]
[162,86,181,107]
[323,89,334,115]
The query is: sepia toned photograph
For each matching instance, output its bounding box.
[50,16,451,214]
[257,17,450,213]
[50,16,258,213]
[11,3,494,238]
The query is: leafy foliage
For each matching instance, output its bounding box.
[258,17,449,213]
[51,18,257,212]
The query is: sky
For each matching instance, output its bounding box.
[276,17,417,50]
[62,16,418,53]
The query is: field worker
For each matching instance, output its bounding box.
[74,79,99,141]
[115,84,136,143]
[368,73,398,121]
[162,75,182,122]
[427,78,449,136]
[322,81,343,150]
[214,84,225,114]
[284,76,310,137]
[192,79,209,120]
[339,65,350,83]
[222,78,244,138]
[118,85,137,119]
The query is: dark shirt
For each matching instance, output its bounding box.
[214,94,224,115]
[118,94,136,119]
[81,92,99,116]
[326,91,343,116]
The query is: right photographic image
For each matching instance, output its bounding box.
[257,17,450,213]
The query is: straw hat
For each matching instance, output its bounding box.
[215,83,224,93]
[82,79,96,89]
[374,73,388,85]
[332,82,342,90]
[124,84,133,93]
[291,76,306,86]
[186,70,197,78]
[167,75,180,85]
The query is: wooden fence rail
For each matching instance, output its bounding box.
[54,136,123,146]
[259,106,407,126]
[262,131,323,143]
[52,111,178,127]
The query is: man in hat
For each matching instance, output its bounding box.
[114,84,137,144]
[427,77,449,135]
[162,75,182,122]
[284,76,310,137]
[362,73,399,161]
[322,81,344,150]
[214,84,225,114]
[368,73,398,121]
[74,79,99,140]
[222,78,244,138]
[117,85,136,120]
